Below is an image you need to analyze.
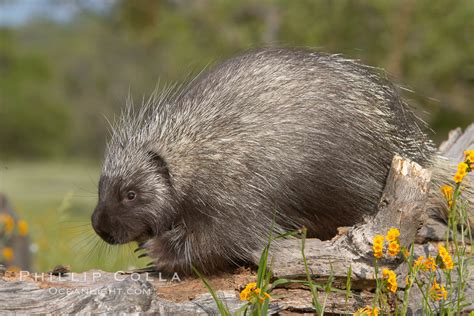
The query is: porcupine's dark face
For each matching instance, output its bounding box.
[91,151,174,245]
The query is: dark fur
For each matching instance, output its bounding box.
[92,48,435,274]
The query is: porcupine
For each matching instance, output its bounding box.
[91,47,472,274]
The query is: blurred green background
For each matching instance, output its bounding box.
[0,0,473,272]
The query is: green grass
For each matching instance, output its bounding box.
[0,160,148,272]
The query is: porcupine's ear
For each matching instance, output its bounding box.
[147,151,171,182]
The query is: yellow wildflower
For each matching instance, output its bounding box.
[438,245,454,270]
[438,244,448,257]
[382,268,397,293]
[413,255,436,271]
[373,235,384,244]
[402,248,410,259]
[6,266,20,272]
[429,280,447,301]
[388,282,397,293]
[253,288,271,302]
[373,244,383,252]
[374,252,383,259]
[17,220,28,236]
[239,282,271,302]
[372,235,384,259]
[386,228,400,242]
[354,305,379,316]
[245,282,257,290]
[454,162,469,183]
[0,214,15,235]
[2,247,14,262]
[260,291,271,302]
[414,256,425,268]
[387,241,400,257]
[423,256,437,271]
[444,258,454,270]
[239,289,250,301]
[465,149,474,162]
[457,162,469,173]
[381,269,391,278]
[464,153,474,168]
[440,185,453,206]
[240,282,256,301]
[454,173,464,183]
[441,255,454,270]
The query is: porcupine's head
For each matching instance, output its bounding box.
[91,98,176,245]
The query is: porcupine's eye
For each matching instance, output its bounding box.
[126,191,136,201]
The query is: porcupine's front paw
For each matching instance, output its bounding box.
[135,224,232,276]
[136,227,192,276]
[129,242,152,272]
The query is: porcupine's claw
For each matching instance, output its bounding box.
[128,248,157,274]
[130,266,157,274]
[126,262,157,274]
[132,242,157,272]
[134,242,146,253]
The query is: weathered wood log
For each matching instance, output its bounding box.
[0,270,246,314]
[439,123,474,161]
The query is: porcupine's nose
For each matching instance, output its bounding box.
[91,204,117,244]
